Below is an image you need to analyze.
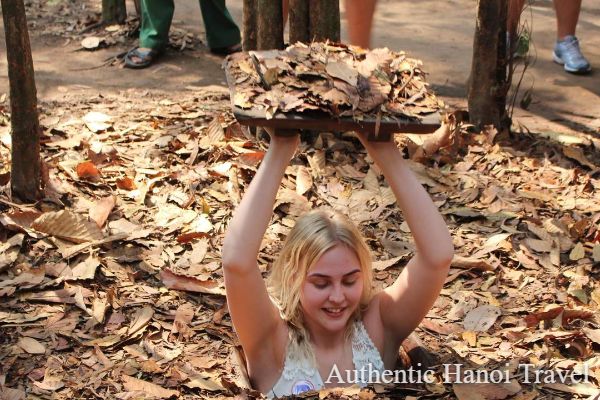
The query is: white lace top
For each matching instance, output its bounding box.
[267,320,385,398]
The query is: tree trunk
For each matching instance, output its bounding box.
[242,0,257,51]
[257,0,284,50]
[495,0,510,129]
[102,0,127,24]
[309,0,340,42]
[289,0,309,44]
[1,0,42,202]
[467,0,509,129]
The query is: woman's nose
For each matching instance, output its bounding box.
[328,284,344,303]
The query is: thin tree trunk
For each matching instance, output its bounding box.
[468,0,509,129]
[257,0,284,50]
[496,0,510,130]
[102,0,127,24]
[289,0,309,44]
[308,0,340,42]
[243,0,258,51]
[1,0,42,202]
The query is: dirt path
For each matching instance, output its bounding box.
[0,0,599,135]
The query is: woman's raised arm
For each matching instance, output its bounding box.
[358,135,454,343]
[221,131,299,365]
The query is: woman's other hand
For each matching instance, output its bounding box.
[264,128,300,160]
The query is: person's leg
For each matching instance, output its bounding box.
[199,0,241,51]
[552,0,590,73]
[553,0,581,39]
[283,0,289,29]
[345,0,377,48]
[139,0,175,50]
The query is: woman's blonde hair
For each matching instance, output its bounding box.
[267,209,373,354]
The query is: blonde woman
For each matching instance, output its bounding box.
[222,131,453,397]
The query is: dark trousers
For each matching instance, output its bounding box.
[140,0,241,50]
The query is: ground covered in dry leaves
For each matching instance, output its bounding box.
[1,1,600,400]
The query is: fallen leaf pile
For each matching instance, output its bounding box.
[226,42,444,121]
[1,82,599,399]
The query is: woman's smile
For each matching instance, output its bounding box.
[323,306,346,318]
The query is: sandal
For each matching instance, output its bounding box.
[210,43,242,56]
[124,47,162,69]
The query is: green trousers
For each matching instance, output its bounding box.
[140,0,241,50]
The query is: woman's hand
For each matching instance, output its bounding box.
[265,128,300,160]
[355,131,400,162]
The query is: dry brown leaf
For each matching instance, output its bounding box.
[0,233,24,272]
[176,232,209,244]
[83,111,112,132]
[17,337,46,354]
[524,307,563,327]
[452,255,495,271]
[453,381,521,400]
[70,256,100,280]
[32,373,64,391]
[372,256,404,271]
[116,176,137,190]
[0,268,45,290]
[582,328,600,345]
[237,151,265,167]
[326,60,358,86]
[421,318,462,335]
[122,375,179,399]
[541,382,599,396]
[296,165,313,195]
[89,195,116,228]
[523,238,552,253]
[183,375,225,391]
[0,387,26,400]
[160,268,225,295]
[0,210,42,232]
[463,305,501,332]
[172,303,195,337]
[569,242,585,261]
[563,146,598,170]
[76,161,101,180]
[32,210,104,243]
[90,296,108,326]
[204,116,225,146]
[127,306,154,336]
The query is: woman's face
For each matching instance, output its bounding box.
[300,244,364,334]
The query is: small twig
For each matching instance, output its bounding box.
[249,53,271,90]
[0,197,38,210]
[68,51,127,72]
[78,21,105,35]
[397,67,415,96]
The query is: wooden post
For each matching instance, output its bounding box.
[102,0,127,24]
[1,0,42,202]
[289,0,309,44]
[257,0,284,50]
[243,0,258,51]
[309,0,340,42]
[468,0,510,129]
